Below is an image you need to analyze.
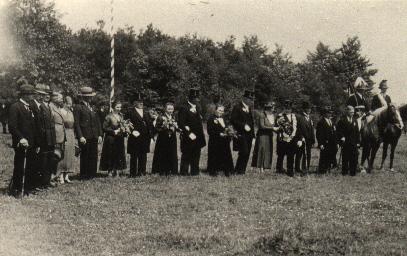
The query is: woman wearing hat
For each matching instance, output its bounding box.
[251,100,279,172]
[371,80,391,111]
[58,96,75,183]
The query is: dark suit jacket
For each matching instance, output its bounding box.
[347,93,370,111]
[296,113,315,145]
[337,116,360,147]
[371,94,391,111]
[37,103,56,148]
[8,101,38,149]
[316,118,337,148]
[73,102,102,140]
[230,102,255,151]
[178,103,206,152]
[127,109,153,155]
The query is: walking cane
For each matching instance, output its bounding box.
[336,145,342,171]
[21,147,28,199]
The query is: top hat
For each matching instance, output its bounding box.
[379,80,388,89]
[188,88,200,99]
[320,105,332,114]
[78,86,96,97]
[35,83,51,95]
[132,92,144,102]
[19,84,36,95]
[243,89,255,100]
[301,101,311,110]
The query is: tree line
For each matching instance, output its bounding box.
[0,0,378,117]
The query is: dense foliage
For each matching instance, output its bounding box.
[0,0,378,116]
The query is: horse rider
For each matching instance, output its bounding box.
[346,77,370,113]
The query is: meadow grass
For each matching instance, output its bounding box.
[0,132,406,256]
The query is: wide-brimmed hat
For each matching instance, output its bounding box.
[19,84,36,95]
[264,101,275,108]
[355,105,365,111]
[320,106,333,114]
[78,86,96,97]
[379,80,388,89]
[35,83,51,95]
[243,89,255,100]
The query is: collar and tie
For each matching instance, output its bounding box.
[242,101,249,113]
[188,101,197,113]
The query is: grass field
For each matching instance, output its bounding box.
[0,132,406,256]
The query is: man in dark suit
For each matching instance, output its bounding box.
[316,106,337,174]
[127,93,153,177]
[371,80,391,111]
[178,88,206,176]
[34,84,57,187]
[73,87,103,179]
[8,84,39,197]
[0,100,9,134]
[337,106,360,176]
[230,89,255,175]
[295,101,315,174]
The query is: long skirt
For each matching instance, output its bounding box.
[251,131,273,169]
[58,128,75,173]
[152,132,178,175]
[99,134,127,171]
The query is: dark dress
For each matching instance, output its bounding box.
[316,118,337,173]
[251,112,275,169]
[207,115,234,176]
[152,114,178,176]
[99,113,127,171]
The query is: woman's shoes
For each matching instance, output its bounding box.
[64,175,72,183]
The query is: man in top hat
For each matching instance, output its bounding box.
[178,88,206,176]
[275,99,301,177]
[337,106,360,176]
[8,84,39,197]
[127,92,154,177]
[316,106,338,174]
[73,86,103,179]
[347,77,370,112]
[295,101,315,174]
[230,89,255,175]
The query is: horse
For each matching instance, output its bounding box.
[360,104,403,172]
[379,104,405,171]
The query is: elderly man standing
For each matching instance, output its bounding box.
[74,87,103,179]
[49,92,66,184]
[8,84,39,197]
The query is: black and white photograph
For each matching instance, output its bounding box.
[0,0,406,255]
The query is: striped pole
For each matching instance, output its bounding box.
[109,0,115,111]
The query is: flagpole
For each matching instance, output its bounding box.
[109,0,115,112]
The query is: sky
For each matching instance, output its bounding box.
[1,0,406,103]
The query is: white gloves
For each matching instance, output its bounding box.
[132,131,140,137]
[189,133,197,141]
[244,124,251,132]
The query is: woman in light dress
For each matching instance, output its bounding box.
[58,96,75,183]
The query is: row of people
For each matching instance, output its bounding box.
[7,79,398,197]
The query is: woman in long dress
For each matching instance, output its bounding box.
[207,104,234,176]
[251,101,279,172]
[152,101,178,176]
[58,96,75,183]
[99,101,127,176]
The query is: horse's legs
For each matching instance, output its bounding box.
[389,139,399,170]
[380,142,388,169]
[368,142,380,173]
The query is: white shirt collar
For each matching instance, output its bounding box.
[242,101,249,109]
[188,101,196,108]
[135,107,143,117]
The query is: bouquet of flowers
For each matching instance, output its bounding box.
[224,125,238,138]
[162,116,179,132]
[119,119,134,136]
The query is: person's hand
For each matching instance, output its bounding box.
[79,137,86,144]
[189,133,197,140]
[114,129,120,135]
[320,145,324,151]
[341,137,345,142]
[220,132,226,137]
[132,130,140,137]
[98,136,103,144]
[19,138,29,148]
[244,124,251,132]
[185,126,190,131]
[297,141,303,147]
